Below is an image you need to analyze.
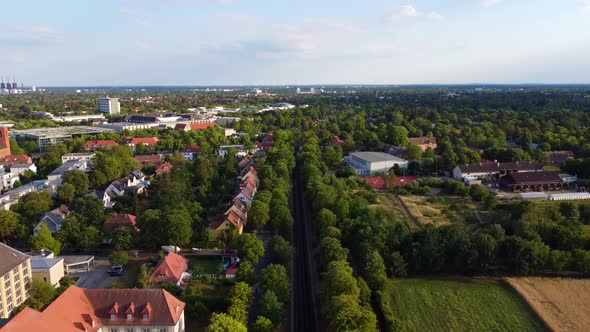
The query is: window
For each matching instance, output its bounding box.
[4,281,9,289]
[127,313,133,320]
[142,314,149,320]
[3,274,8,281]
[159,329,167,332]
[16,296,21,305]
[111,314,117,320]
[110,329,118,332]
[43,277,47,282]
[15,289,21,297]
[143,329,150,332]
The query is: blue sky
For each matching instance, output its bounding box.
[1,0,590,86]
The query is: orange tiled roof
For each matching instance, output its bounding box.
[0,286,185,332]
[84,140,118,149]
[150,252,187,284]
[103,213,138,232]
[127,137,159,146]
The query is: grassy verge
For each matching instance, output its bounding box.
[378,278,545,332]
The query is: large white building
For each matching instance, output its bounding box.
[0,243,32,319]
[345,151,408,175]
[98,97,121,115]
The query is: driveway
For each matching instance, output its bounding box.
[70,258,121,289]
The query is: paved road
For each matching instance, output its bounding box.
[291,166,319,332]
[69,258,119,289]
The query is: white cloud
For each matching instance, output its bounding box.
[391,5,442,20]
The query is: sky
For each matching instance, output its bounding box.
[1,0,590,86]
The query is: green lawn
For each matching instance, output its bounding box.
[188,257,224,274]
[380,279,545,332]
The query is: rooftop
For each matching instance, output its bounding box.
[30,256,63,270]
[11,126,114,139]
[0,243,29,277]
[350,151,407,163]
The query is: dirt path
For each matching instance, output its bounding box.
[506,277,590,332]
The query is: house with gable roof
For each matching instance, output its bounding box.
[150,252,189,286]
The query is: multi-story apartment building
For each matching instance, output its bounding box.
[0,243,32,319]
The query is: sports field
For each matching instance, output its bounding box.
[380,279,545,332]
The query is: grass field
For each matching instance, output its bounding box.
[370,193,415,228]
[507,277,590,332]
[380,279,545,332]
[188,257,224,274]
[398,195,488,228]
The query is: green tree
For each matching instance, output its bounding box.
[253,316,274,332]
[27,278,56,310]
[69,195,107,228]
[259,264,290,303]
[406,143,423,160]
[62,170,89,195]
[165,207,193,246]
[559,201,579,220]
[268,235,293,266]
[235,233,264,265]
[320,237,349,267]
[323,294,378,332]
[356,277,372,307]
[259,290,284,326]
[248,200,270,229]
[0,210,24,243]
[111,226,135,250]
[109,251,129,265]
[386,251,407,278]
[321,260,360,301]
[227,282,253,324]
[12,191,53,227]
[57,183,76,203]
[136,264,151,288]
[363,250,387,290]
[207,313,247,332]
[236,260,254,283]
[31,223,61,255]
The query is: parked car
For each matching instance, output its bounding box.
[107,265,125,276]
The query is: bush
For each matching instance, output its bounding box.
[109,251,129,266]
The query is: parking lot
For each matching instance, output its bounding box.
[69,258,122,289]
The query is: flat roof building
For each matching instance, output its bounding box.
[11,126,114,151]
[345,151,408,175]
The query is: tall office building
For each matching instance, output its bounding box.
[98,97,121,115]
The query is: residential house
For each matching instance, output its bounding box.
[241,166,259,187]
[35,205,69,234]
[150,252,189,286]
[235,188,254,204]
[257,133,273,150]
[181,146,200,161]
[105,170,148,198]
[237,155,253,171]
[407,137,438,151]
[155,162,173,175]
[0,180,46,211]
[61,152,95,164]
[103,213,138,232]
[240,178,257,199]
[546,151,575,167]
[0,243,32,319]
[30,255,64,288]
[87,190,115,209]
[124,136,159,152]
[0,155,33,170]
[135,154,162,168]
[0,168,17,191]
[453,161,544,182]
[9,163,37,177]
[83,140,118,151]
[174,122,217,131]
[328,136,345,147]
[45,160,88,192]
[218,145,252,158]
[226,198,248,221]
[223,128,236,137]
[208,210,245,238]
[0,286,186,332]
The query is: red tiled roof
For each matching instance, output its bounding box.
[0,154,33,168]
[126,137,159,146]
[175,122,216,131]
[103,213,138,232]
[84,140,118,150]
[183,145,201,153]
[329,136,345,146]
[150,252,188,284]
[155,162,173,175]
[408,137,437,146]
[0,286,185,332]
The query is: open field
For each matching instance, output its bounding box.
[507,277,590,332]
[370,193,415,228]
[380,278,545,332]
[189,257,224,274]
[397,195,495,229]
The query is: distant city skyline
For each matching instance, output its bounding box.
[2,0,590,86]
